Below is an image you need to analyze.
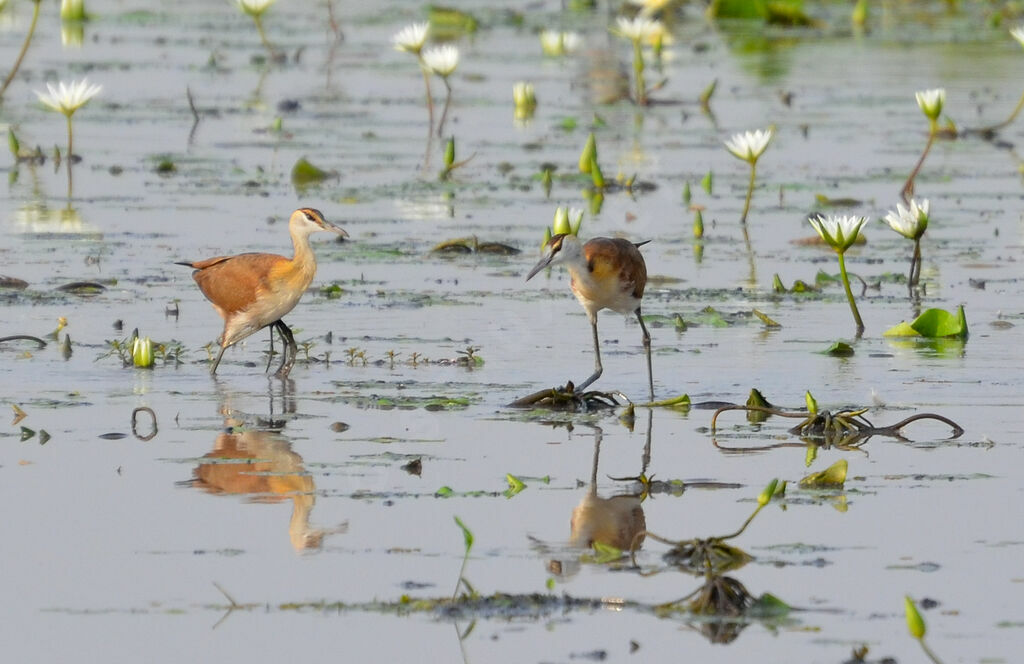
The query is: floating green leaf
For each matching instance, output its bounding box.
[590,541,623,564]
[750,593,791,618]
[821,341,854,357]
[436,486,454,498]
[291,157,331,188]
[753,309,780,328]
[884,306,968,339]
[799,458,847,488]
[504,473,526,498]
[648,394,691,409]
[708,0,768,19]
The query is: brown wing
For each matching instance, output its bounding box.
[583,237,648,300]
[189,252,289,315]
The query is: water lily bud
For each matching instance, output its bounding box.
[852,0,868,26]
[132,336,154,368]
[692,209,704,238]
[61,0,86,22]
[805,390,818,414]
[578,132,597,174]
[590,154,605,189]
[552,206,571,235]
[444,137,455,169]
[512,81,537,119]
[757,478,778,506]
[8,128,20,157]
[700,170,713,194]
[904,596,926,640]
[541,168,553,197]
[569,208,584,236]
[541,227,552,251]
[682,181,691,205]
[915,88,945,123]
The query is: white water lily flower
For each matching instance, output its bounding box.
[35,78,102,116]
[883,198,929,240]
[808,214,868,253]
[237,0,275,17]
[724,128,774,164]
[1011,25,1024,48]
[422,44,459,77]
[393,22,429,54]
[614,15,662,43]
[539,30,580,56]
[915,88,945,122]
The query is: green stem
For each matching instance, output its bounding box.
[436,76,452,138]
[918,638,945,664]
[740,161,757,224]
[910,237,922,288]
[632,39,646,105]
[252,14,278,59]
[979,89,1024,133]
[837,252,864,332]
[418,58,435,132]
[0,0,43,101]
[901,125,935,204]
[717,503,764,541]
[66,114,74,199]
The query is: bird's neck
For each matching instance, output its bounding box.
[290,228,317,269]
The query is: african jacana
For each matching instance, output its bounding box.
[177,208,347,378]
[526,233,654,400]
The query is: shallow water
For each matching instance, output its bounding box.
[1,1,1023,662]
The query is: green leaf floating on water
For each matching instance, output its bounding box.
[820,341,854,357]
[708,0,768,19]
[504,474,526,498]
[750,593,792,618]
[799,458,847,488]
[884,305,968,339]
[291,157,331,188]
[648,394,690,409]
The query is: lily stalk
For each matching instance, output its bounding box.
[808,214,868,333]
[0,0,43,101]
[724,128,774,224]
[901,88,944,203]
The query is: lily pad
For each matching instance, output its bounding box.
[799,459,847,489]
[820,341,854,357]
[884,306,968,339]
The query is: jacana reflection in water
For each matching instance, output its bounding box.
[189,405,346,552]
[549,413,652,577]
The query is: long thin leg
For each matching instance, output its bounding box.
[274,320,298,379]
[636,307,653,401]
[265,325,277,373]
[210,344,227,375]
[575,316,603,393]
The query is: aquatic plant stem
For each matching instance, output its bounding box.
[437,77,452,138]
[740,162,757,224]
[65,114,74,199]
[910,237,922,288]
[632,39,647,105]
[917,638,945,664]
[978,90,1024,133]
[901,123,936,204]
[717,503,765,541]
[0,0,42,102]
[837,252,864,332]
[251,14,278,60]
[418,60,436,132]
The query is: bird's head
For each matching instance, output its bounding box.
[525,233,582,281]
[291,208,349,238]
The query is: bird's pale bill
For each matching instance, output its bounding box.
[883,199,929,240]
[525,235,567,281]
[35,78,102,116]
[1011,25,1024,48]
[393,22,429,54]
[724,128,774,163]
[236,0,275,17]
[422,45,459,77]
[915,88,945,121]
[808,214,868,253]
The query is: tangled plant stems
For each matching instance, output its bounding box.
[237,0,279,58]
[807,214,868,333]
[0,0,43,101]
[422,44,459,138]
[35,78,102,198]
[724,128,774,224]
[901,88,944,203]
[393,22,433,132]
[613,16,663,105]
[883,198,930,290]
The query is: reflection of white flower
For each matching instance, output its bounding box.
[614,15,662,43]
[237,0,275,17]
[539,30,580,56]
[35,78,102,116]
[883,198,929,240]
[513,81,536,110]
[422,45,459,77]
[915,88,944,122]
[808,214,868,253]
[393,22,429,54]
[1011,25,1024,48]
[724,128,773,164]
